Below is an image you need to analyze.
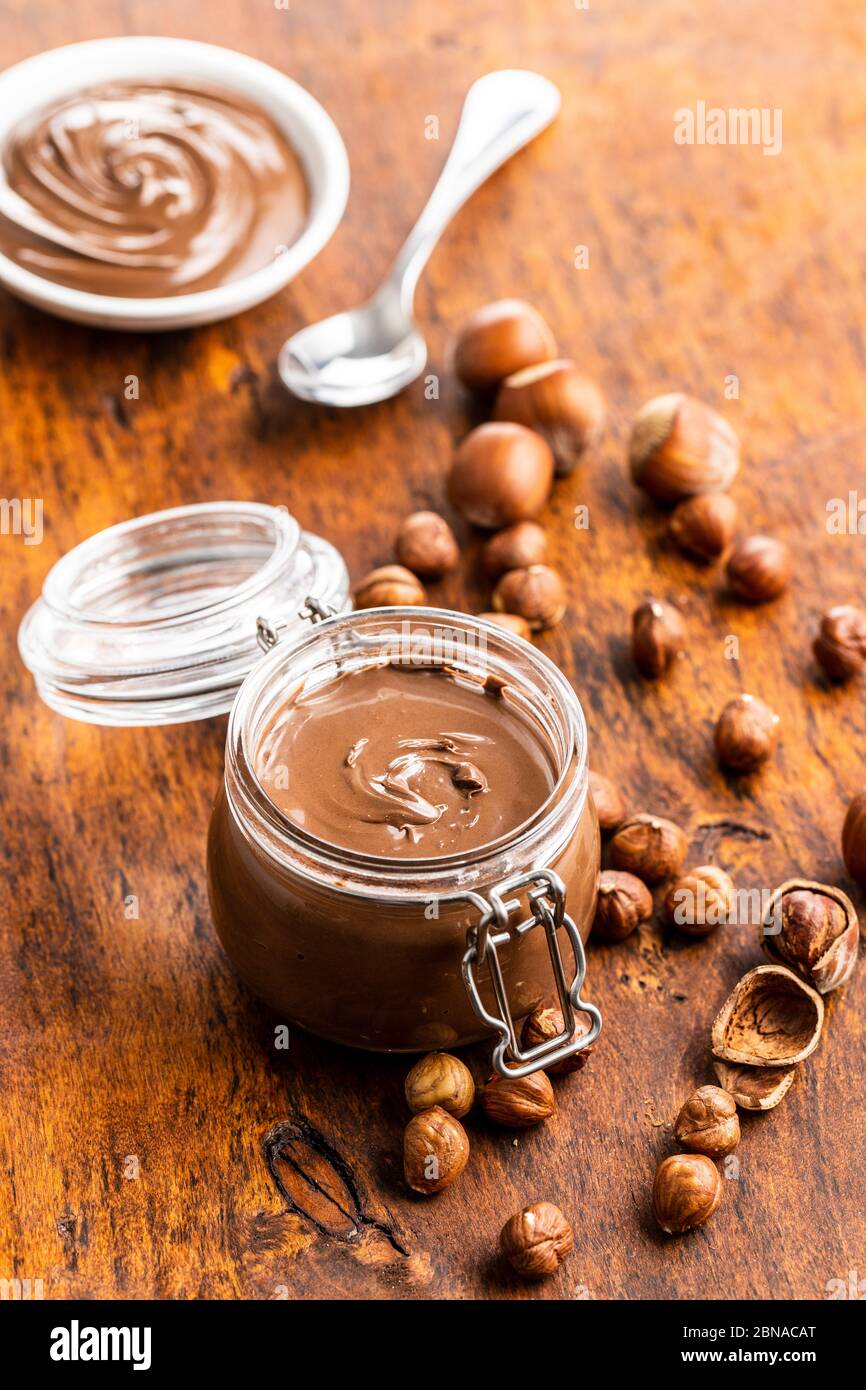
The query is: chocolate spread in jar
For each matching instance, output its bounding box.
[255,663,556,858]
[0,82,309,296]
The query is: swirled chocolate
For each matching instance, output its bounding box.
[255,664,556,858]
[0,82,309,297]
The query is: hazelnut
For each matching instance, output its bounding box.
[588,770,626,833]
[714,693,780,772]
[403,1105,470,1194]
[480,1069,556,1128]
[477,611,532,640]
[631,599,686,678]
[726,534,791,603]
[592,870,653,941]
[628,393,739,504]
[664,865,735,937]
[520,1005,596,1075]
[652,1153,723,1235]
[814,604,866,681]
[404,1052,475,1118]
[492,564,566,631]
[842,788,866,884]
[448,422,554,529]
[668,492,737,561]
[453,299,557,392]
[482,520,548,575]
[499,1201,573,1279]
[493,359,605,475]
[711,964,824,1067]
[609,814,687,883]
[712,1060,797,1113]
[394,511,459,578]
[674,1085,740,1159]
[762,880,859,995]
[354,564,426,609]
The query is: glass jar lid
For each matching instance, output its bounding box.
[17,501,351,726]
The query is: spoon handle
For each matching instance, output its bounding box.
[389,70,561,305]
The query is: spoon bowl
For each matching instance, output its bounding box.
[278,287,427,406]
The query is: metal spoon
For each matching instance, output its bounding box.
[278,70,561,408]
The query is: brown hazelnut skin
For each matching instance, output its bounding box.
[664,865,735,937]
[714,693,780,772]
[588,770,626,833]
[762,881,859,994]
[453,299,557,392]
[631,599,686,678]
[668,492,737,561]
[814,604,866,681]
[652,1153,723,1235]
[609,814,687,883]
[477,611,533,640]
[629,394,739,504]
[448,422,554,529]
[354,564,426,609]
[842,789,866,884]
[493,359,605,476]
[482,520,548,576]
[499,1202,573,1279]
[520,1006,596,1075]
[403,1106,470,1194]
[674,1086,740,1160]
[404,1052,475,1118]
[593,871,653,941]
[480,1069,556,1128]
[492,564,566,631]
[394,511,459,578]
[726,534,791,603]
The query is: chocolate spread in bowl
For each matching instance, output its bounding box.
[0,81,309,296]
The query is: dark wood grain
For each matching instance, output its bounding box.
[2,0,865,1301]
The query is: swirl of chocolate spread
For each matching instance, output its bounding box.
[0,81,309,296]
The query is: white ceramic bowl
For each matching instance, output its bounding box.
[0,37,350,330]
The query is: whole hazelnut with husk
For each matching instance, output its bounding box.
[842,788,866,884]
[520,1005,596,1075]
[354,564,426,609]
[482,520,547,575]
[500,1202,573,1279]
[668,492,737,561]
[448,422,554,529]
[404,1052,475,1118]
[628,393,739,504]
[715,693,780,772]
[403,1106,470,1194]
[453,299,556,392]
[480,1069,555,1128]
[761,880,859,995]
[674,1085,740,1159]
[478,611,532,640]
[588,770,626,833]
[610,814,687,883]
[652,1153,722,1235]
[713,1059,797,1113]
[394,511,459,578]
[814,604,866,681]
[711,964,824,1068]
[664,865,735,937]
[726,534,791,603]
[631,599,686,678]
[493,359,605,475]
[493,564,566,631]
[593,870,653,941]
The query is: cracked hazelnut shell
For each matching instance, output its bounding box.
[674,1085,740,1159]
[404,1052,475,1118]
[711,964,824,1067]
[814,604,866,681]
[668,492,737,561]
[712,1060,797,1112]
[448,422,554,529]
[628,393,739,504]
[403,1106,470,1194]
[842,788,866,884]
[354,564,426,608]
[726,534,791,603]
[492,563,566,630]
[394,511,459,578]
[652,1153,722,1235]
[588,771,626,833]
[500,1201,573,1279]
[494,359,605,476]
[480,1069,555,1128]
[593,870,653,941]
[714,693,780,772]
[761,880,859,994]
[631,599,686,678]
[610,814,687,883]
[664,865,735,937]
[454,299,557,392]
[520,1005,596,1076]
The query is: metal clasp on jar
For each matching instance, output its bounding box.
[459,868,601,1078]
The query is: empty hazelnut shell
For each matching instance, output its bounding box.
[760,880,859,994]
[712,1059,797,1112]
[711,964,824,1068]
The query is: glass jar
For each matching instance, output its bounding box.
[208,608,601,1072]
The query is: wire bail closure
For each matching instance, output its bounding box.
[460,868,601,1078]
[256,596,338,653]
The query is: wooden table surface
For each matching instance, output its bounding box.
[2,0,865,1301]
